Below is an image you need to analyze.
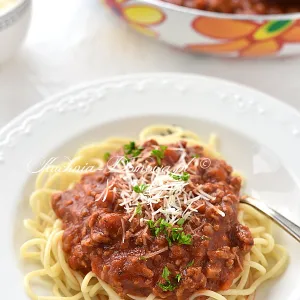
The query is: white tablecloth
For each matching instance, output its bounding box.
[0,0,300,128]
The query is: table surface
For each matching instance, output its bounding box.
[1,0,300,129]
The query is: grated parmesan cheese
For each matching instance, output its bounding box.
[101,145,225,225]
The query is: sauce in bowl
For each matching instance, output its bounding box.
[0,0,16,10]
[163,0,300,14]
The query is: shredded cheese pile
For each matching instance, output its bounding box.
[96,145,225,225]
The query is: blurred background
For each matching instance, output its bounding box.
[0,0,300,128]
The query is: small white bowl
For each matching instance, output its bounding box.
[0,0,31,64]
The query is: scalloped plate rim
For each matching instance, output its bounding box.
[1,72,300,139]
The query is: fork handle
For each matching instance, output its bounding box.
[244,197,300,243]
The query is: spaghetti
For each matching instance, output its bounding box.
[21,125,288,300]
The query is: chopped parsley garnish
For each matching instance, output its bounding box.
[170,172,190,182]
[139,256,147,260]
[120,155,130,165]
[177,218,185,226]
[192,154,200,158]
[124,141,136,155]
[136,203,142,215]
[158,282,176,292]
[147,220,155,229]
[103,152,111,162]
[186,260,194,268]
[132,147,143,157]
[147,218,171,237]
[147,218,192,246]
[175,274,182,282]
[158,267,176,292]
[169,228,192,246]
[151,145,167,166]
[162,266,170,280]
[133,184,148,194]
[177,232,192,245]
[168,227,183,246]
[124,141,143,157]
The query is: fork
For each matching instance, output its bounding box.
[240,196,300,243]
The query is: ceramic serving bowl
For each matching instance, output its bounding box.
[103,0,300,58]
[0,0,31,64]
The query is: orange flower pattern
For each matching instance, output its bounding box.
[188,18,300,57]
[104,0,165,37]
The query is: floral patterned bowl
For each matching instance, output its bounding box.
[103,0,300,57]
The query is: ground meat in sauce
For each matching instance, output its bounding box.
[52,140,254,300]
[162,0,300,14]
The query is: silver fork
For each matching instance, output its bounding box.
[240,196,300,243]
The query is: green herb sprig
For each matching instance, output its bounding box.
[158,281,176,292]
[177,218,185,226]
[186,260,194,268]
[151,145,167,166]
[158,267,176,292]
[136,203,143,215]
[104,152,111,162]
[124,141,136,154]
[124,141,143,157]
[133,184,148,194]
[169,172,190,182]
[120,155,130,166]
[147,218,192,246]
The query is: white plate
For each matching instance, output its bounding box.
[0,73,299,299]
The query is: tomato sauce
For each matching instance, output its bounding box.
[52,141,253,300]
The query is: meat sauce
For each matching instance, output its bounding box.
[162,0,300,14]
[52,140,253,300]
